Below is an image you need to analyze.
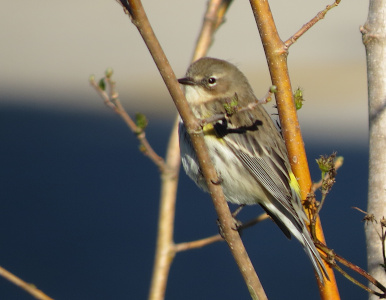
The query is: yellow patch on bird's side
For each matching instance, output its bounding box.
[202,123,216,136]
[289,172,301,196]
[202,123,225,144]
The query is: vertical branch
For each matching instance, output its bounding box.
[361,1,386,299]
[192,0,233,61]
[117,0,267,299]
[148,1,233,298]
[148,116,180,300]
[248,1,340,299]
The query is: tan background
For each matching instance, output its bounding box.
[1,1,368,144]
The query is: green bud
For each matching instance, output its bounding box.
[293,87,304,110]
[89,75,95,83]
[139,144,146,153]
[316,153,337,178]
[98,78,106,91]
[223,93,239,115]
[135,113,148,132]
[270,85,277,93]
[105,68,113,78]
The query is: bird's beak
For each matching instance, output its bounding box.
[178,77,196,86]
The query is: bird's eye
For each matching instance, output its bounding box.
[207,77,217,86]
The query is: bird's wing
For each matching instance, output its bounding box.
[214,107,305,231]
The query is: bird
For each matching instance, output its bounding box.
[178,57,328,283]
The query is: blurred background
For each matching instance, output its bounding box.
[1,0,370,299]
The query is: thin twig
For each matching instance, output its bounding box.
[240,213,270,230]
[353,208,386,279]
[316,242,386,297]
[332,263,382,297]
[0,266,54,300]
[175,235,223,252]
[310,154,343,223]
[174,212,269,252]
[89,74,166,172]
[284,0,341,49]
[199,86,276,126]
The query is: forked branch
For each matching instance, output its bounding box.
[89,71,166,172]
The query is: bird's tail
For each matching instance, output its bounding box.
[301,229,329,284]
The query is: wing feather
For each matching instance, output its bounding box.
[216,107,305,231]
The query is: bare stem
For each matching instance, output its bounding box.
[199,86,275,126]
[175,235,223,252]
[284,0,341,49]
[148,116,180,300]
[316,242,386,297]
[174,212,269,252]
[0,266,54,300]
[89,75,165,171]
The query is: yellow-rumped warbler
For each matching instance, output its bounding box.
[178,57,327,282]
